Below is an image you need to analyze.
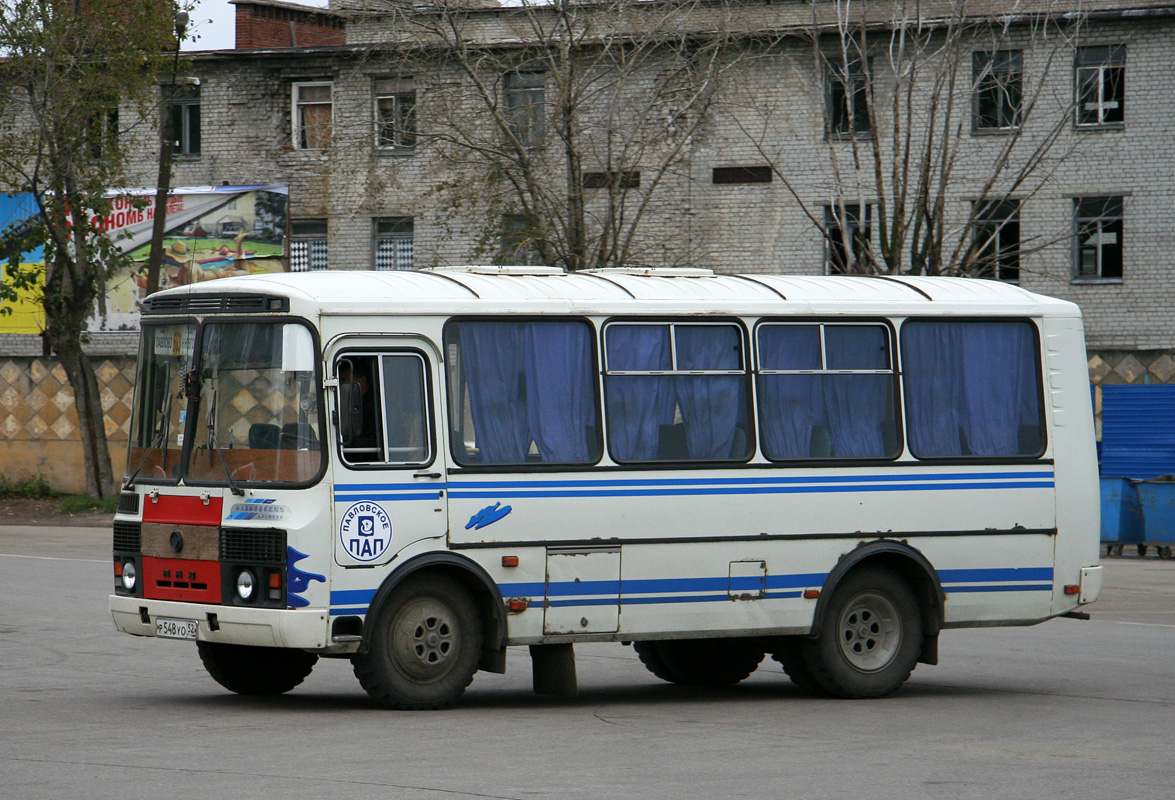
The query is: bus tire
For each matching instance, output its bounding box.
[771,638,826,696]
[632,641,684,683]
[801,566,921,699]
[636,639,763,687]
[352,574,483,710]
[196,641,318,695]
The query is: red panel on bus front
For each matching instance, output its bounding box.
[142,495,223,526]
[143,557,223,604]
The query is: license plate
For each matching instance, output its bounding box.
[155,617,198,640]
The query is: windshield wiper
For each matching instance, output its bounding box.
[122,391,173,491]
[204,387,244,497]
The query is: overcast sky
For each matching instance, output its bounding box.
[181,0,331,51]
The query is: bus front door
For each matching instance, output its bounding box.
[329,343,447,570]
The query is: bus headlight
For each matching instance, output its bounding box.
[121,560,137,591]
[235,569,256,601]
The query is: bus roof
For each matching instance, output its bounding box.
[154,267,1081,318]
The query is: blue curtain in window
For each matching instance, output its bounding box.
[525,322,597,462]
[460,322,531,463]
[903,321,1039,457]
[902,322,966,456]
[960,323,1040,455]
[757,326,821,459]
[674,326,744,459]
[822,326,892,457]
[605,326,675,461]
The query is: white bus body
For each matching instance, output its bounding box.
[109,268,1102,706]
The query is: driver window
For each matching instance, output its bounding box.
[337,352,431,467]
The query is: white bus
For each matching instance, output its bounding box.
[110,267,1102,708]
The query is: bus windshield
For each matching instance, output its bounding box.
[125,319,324,488]
[125,322,197,485]
[186,321,323,487]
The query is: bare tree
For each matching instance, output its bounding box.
[725,0,1086,278]
[0,0,175,498]
[353,0,750,270]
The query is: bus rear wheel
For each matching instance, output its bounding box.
[634,639,763,687]
[799,566,921,699]
[196,641,318,695]
[352,574,483,710]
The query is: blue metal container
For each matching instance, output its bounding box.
[1100,477,1144,544]
[1137,480,1175,545]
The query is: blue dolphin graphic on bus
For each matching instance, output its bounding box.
[286,547,325,608]
[465,502,512,530]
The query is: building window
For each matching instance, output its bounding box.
[374,217,414,271]
[827,58,871,135]
[289,219,328,271]
[973,51,1022,132]
[87,107,119,159]
[1073,196,1123,281]
[583,171,640,189]
[499,214,543,265]
[169,83,201,156]
[970,200,1020,282]
[293,82,332,150]
[824,204,872,274]
[374,78,416,149]
[504,71,545,148]
[712,166,772,185]
[1076,46,1125,128]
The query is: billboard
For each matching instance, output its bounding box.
[0,184,289,333]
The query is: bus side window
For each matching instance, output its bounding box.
[338,356,383,463]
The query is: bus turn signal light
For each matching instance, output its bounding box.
[502,556,519,567]
[804,589,820,599]
[1064,584,1080,595]
[507,598,528,612]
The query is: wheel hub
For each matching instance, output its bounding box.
[390,597,459,682]
[836,590,901,673]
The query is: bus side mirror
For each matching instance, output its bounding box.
[338,381,363,444]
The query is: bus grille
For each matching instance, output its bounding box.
[219,528,286,565]
[117,492,140,514]
[142,293,288,315]
[113,521,142,553]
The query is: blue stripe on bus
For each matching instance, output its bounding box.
[447,482,1053,499]
[331,566,1055,616]
[450,471,1053,490]
[334,492,443,502]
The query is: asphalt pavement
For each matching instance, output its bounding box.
[2,522,1174,800]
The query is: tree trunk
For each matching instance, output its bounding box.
[55,339,116,499]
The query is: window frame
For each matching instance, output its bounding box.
[292,80,333,150]
[602,319,754,466]
[972,50,1023,133]
[899,317,1047,463]
[826,56,872,137]
[168,82,201,157]
[373,216,415,271]
[754,319,902,463]
[970,199,1021,282]
[289,218,328,272]
[504,70,546,148]
[1075,45,1125,129]
[824,203,873,274]
[334,349,436,470]
[1071,195,1124,283]
[374,78,417,151]
[443,316,603,471]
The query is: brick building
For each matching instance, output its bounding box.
[6,0,1175,490]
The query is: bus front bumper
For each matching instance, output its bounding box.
[109,595,330,651]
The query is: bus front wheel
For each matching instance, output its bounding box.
[196,641,318,695]
[352,574,483,710]
[800,566,922,699]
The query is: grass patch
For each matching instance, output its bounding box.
[59,495,118,515]
[0,473,57,500]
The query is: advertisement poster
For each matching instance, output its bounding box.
[0,184,289,333]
